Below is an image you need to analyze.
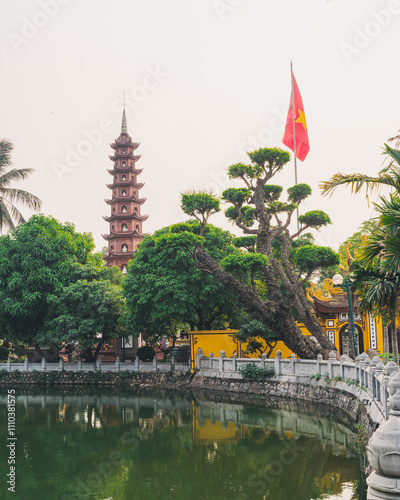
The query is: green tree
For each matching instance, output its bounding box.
[123,222,245,349]
[0,139,42,233]
[175,148,339,359]
[0,214,108,350]
[41,277,126,362]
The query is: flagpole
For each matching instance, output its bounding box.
[290,60,299,233]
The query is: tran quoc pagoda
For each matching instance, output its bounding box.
[103,109,148,273]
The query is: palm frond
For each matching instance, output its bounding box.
[0,168,36,187]
[1,188,42,210]
[319,173,397,199]
[0,140,13,173]
[356,232,387,269]
[384,143,400,167]
[389,132,400,148]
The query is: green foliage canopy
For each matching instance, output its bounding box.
[123,222,245,338]
[0,215,114,346]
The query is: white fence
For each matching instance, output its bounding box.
[196,348,400,422]
[2,356,190,373]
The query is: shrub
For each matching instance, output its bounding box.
[0,345,9,361]
[239,363,274,380]
[173,345,190,363]
[137,345,156,362]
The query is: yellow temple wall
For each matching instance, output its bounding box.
[190,315,384,369]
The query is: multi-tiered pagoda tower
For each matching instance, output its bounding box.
[103,110,148,273]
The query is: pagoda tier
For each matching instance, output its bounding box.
[107,167,143,175]
[103,213,149,223]
[102,230,144,241]
[110,139,140,150]
[109,153,141,162]
[106,251,137,257]
[103,108,148,272]
[105,195,147,204]
[106,181,144,190]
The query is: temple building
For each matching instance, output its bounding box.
[103,108,148,274]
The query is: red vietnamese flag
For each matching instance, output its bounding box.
[282,73,310,162]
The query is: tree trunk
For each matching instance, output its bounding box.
[194,247,329,359]
[82,347,95,363]
[383,325,390,355]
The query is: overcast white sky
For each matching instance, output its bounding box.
[1,0,399,251]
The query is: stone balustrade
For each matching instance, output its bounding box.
[3,356,190,373]
[195,348,400,499]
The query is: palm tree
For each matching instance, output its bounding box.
[320,144,400,199]
[0,139,42,233]
[321,143,400,362]
[352,263,400,364]
[357,194,400,275]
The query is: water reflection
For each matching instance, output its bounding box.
[0,389,366,500]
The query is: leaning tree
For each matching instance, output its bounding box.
[176,148,339,359]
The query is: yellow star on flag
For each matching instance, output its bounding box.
[295,109,307,131]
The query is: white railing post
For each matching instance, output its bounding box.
[355,354,361,381]
[261,353,266,370]
[328,351,336,378]
[153,355,157,372]
[6,358,11,372]
[134,356,139,372]
[196,348,204,370]
[316,354,323,376]
[370,356,380,400]
[41,357,47,372]
[290,353,296,375]
[364,357,371,389]
[219,350,225,372]
[78,358,82,372]
[274,351,282,376]
[340,355,347,379]
[375,360,384,402]
[59,358,64,371]
[115,356,120,372]
[209,352,214,370]
[232,353,237,372]
[24,357,29,372]
[358,353,367,386]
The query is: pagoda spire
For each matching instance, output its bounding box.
[121,105,128,135]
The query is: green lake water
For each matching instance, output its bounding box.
[0,388,366,500]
